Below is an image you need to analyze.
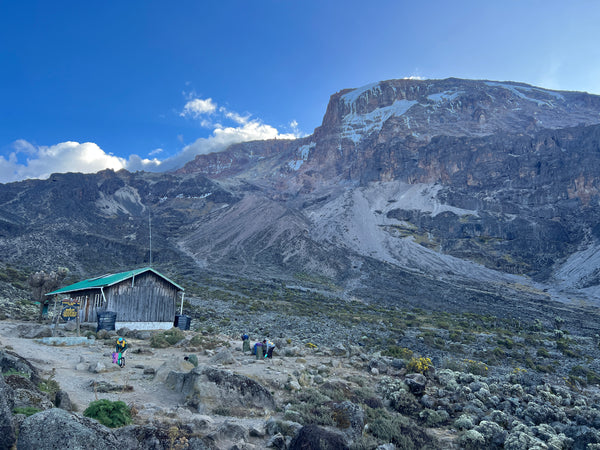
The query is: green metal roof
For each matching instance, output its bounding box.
[46,267,184,296]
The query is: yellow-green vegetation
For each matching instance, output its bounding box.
[406,357,433,375]
[168,426,189,450]
[463,359,489,376]
[150,328,185,348]
[382,345,413,360]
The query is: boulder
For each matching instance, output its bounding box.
[64,321,78,332]
[0,350,42,384]
[267,432,286,449]
[96,329,110,339]
[117,327,131,337]
[166,366,276,414]
[210,348,237,365]
[16,324,52,339]
[55,390,72,411]
[288,424,349,450]
[332,401,364,439]
[12,387,54,410]
[89,362,107,373]
[0,375,16,450]
[207,420,249,443]
[405,373,428,395]
[17,408,119,450]
[155,356,195,382]
[331,343,348,357]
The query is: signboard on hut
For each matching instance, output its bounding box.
[60,298,80,321]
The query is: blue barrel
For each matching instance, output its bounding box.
[97,311,117,331]
[174,314,191,330]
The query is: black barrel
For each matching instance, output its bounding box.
[174,314,191,330]
[97,311,117,331]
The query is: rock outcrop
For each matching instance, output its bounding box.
[166,365,276,414]
[0,374,16,450]
[17,408,120,450]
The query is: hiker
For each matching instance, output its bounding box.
[263,339,275,358]
[242,334,251,353]
[115,337,128,364]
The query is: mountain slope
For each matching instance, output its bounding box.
[2,78,600,328]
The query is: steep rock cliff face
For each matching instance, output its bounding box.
[175,78,600,289]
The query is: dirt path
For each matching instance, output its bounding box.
[0,321,325,414]
[0,322,191,410]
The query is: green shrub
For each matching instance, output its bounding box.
[83,399,132,428]
[150,328,185,348]
[570,365,600,385]
[368,412,435,449]
[382,345,413,360]
[556,338,578,357]
[389,389,421,416]
[536,347,550,358]
[13,406,41,417]
[287,388,335,426]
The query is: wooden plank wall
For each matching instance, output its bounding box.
[106,272,177,322]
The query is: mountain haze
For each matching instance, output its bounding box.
[2,77,600,329]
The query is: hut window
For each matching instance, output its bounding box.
[94,294,101,308]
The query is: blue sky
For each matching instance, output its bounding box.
[1,0,599,183]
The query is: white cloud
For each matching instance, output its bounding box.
[0,96,303,183]
[155,119,299,172]
[180,98,217,118]
[0,141,128,183]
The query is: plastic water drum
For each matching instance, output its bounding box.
[97,311,117,331]
[174,314,191,330]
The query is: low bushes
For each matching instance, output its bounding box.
[150,328,185,348]
[83,399,132,428]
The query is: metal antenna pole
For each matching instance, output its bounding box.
[149,208,152,267]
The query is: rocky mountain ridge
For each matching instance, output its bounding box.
[1,78,600,330]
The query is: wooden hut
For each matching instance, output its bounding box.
[46,267,185,330]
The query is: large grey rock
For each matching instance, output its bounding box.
[55,390,72,410]
[0,374,16,450]
[405,373,428,395]
[12,387,54,410]
[17,408,120,450]
[330,343,348,357]
[332,401,364,439]
[206,420,249,443]
[288,425,349,450]
[166,365,276,413]
[0,349,42,383]
[64,320,78,332]
[210,347,237,365]
[16,324,52,339]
